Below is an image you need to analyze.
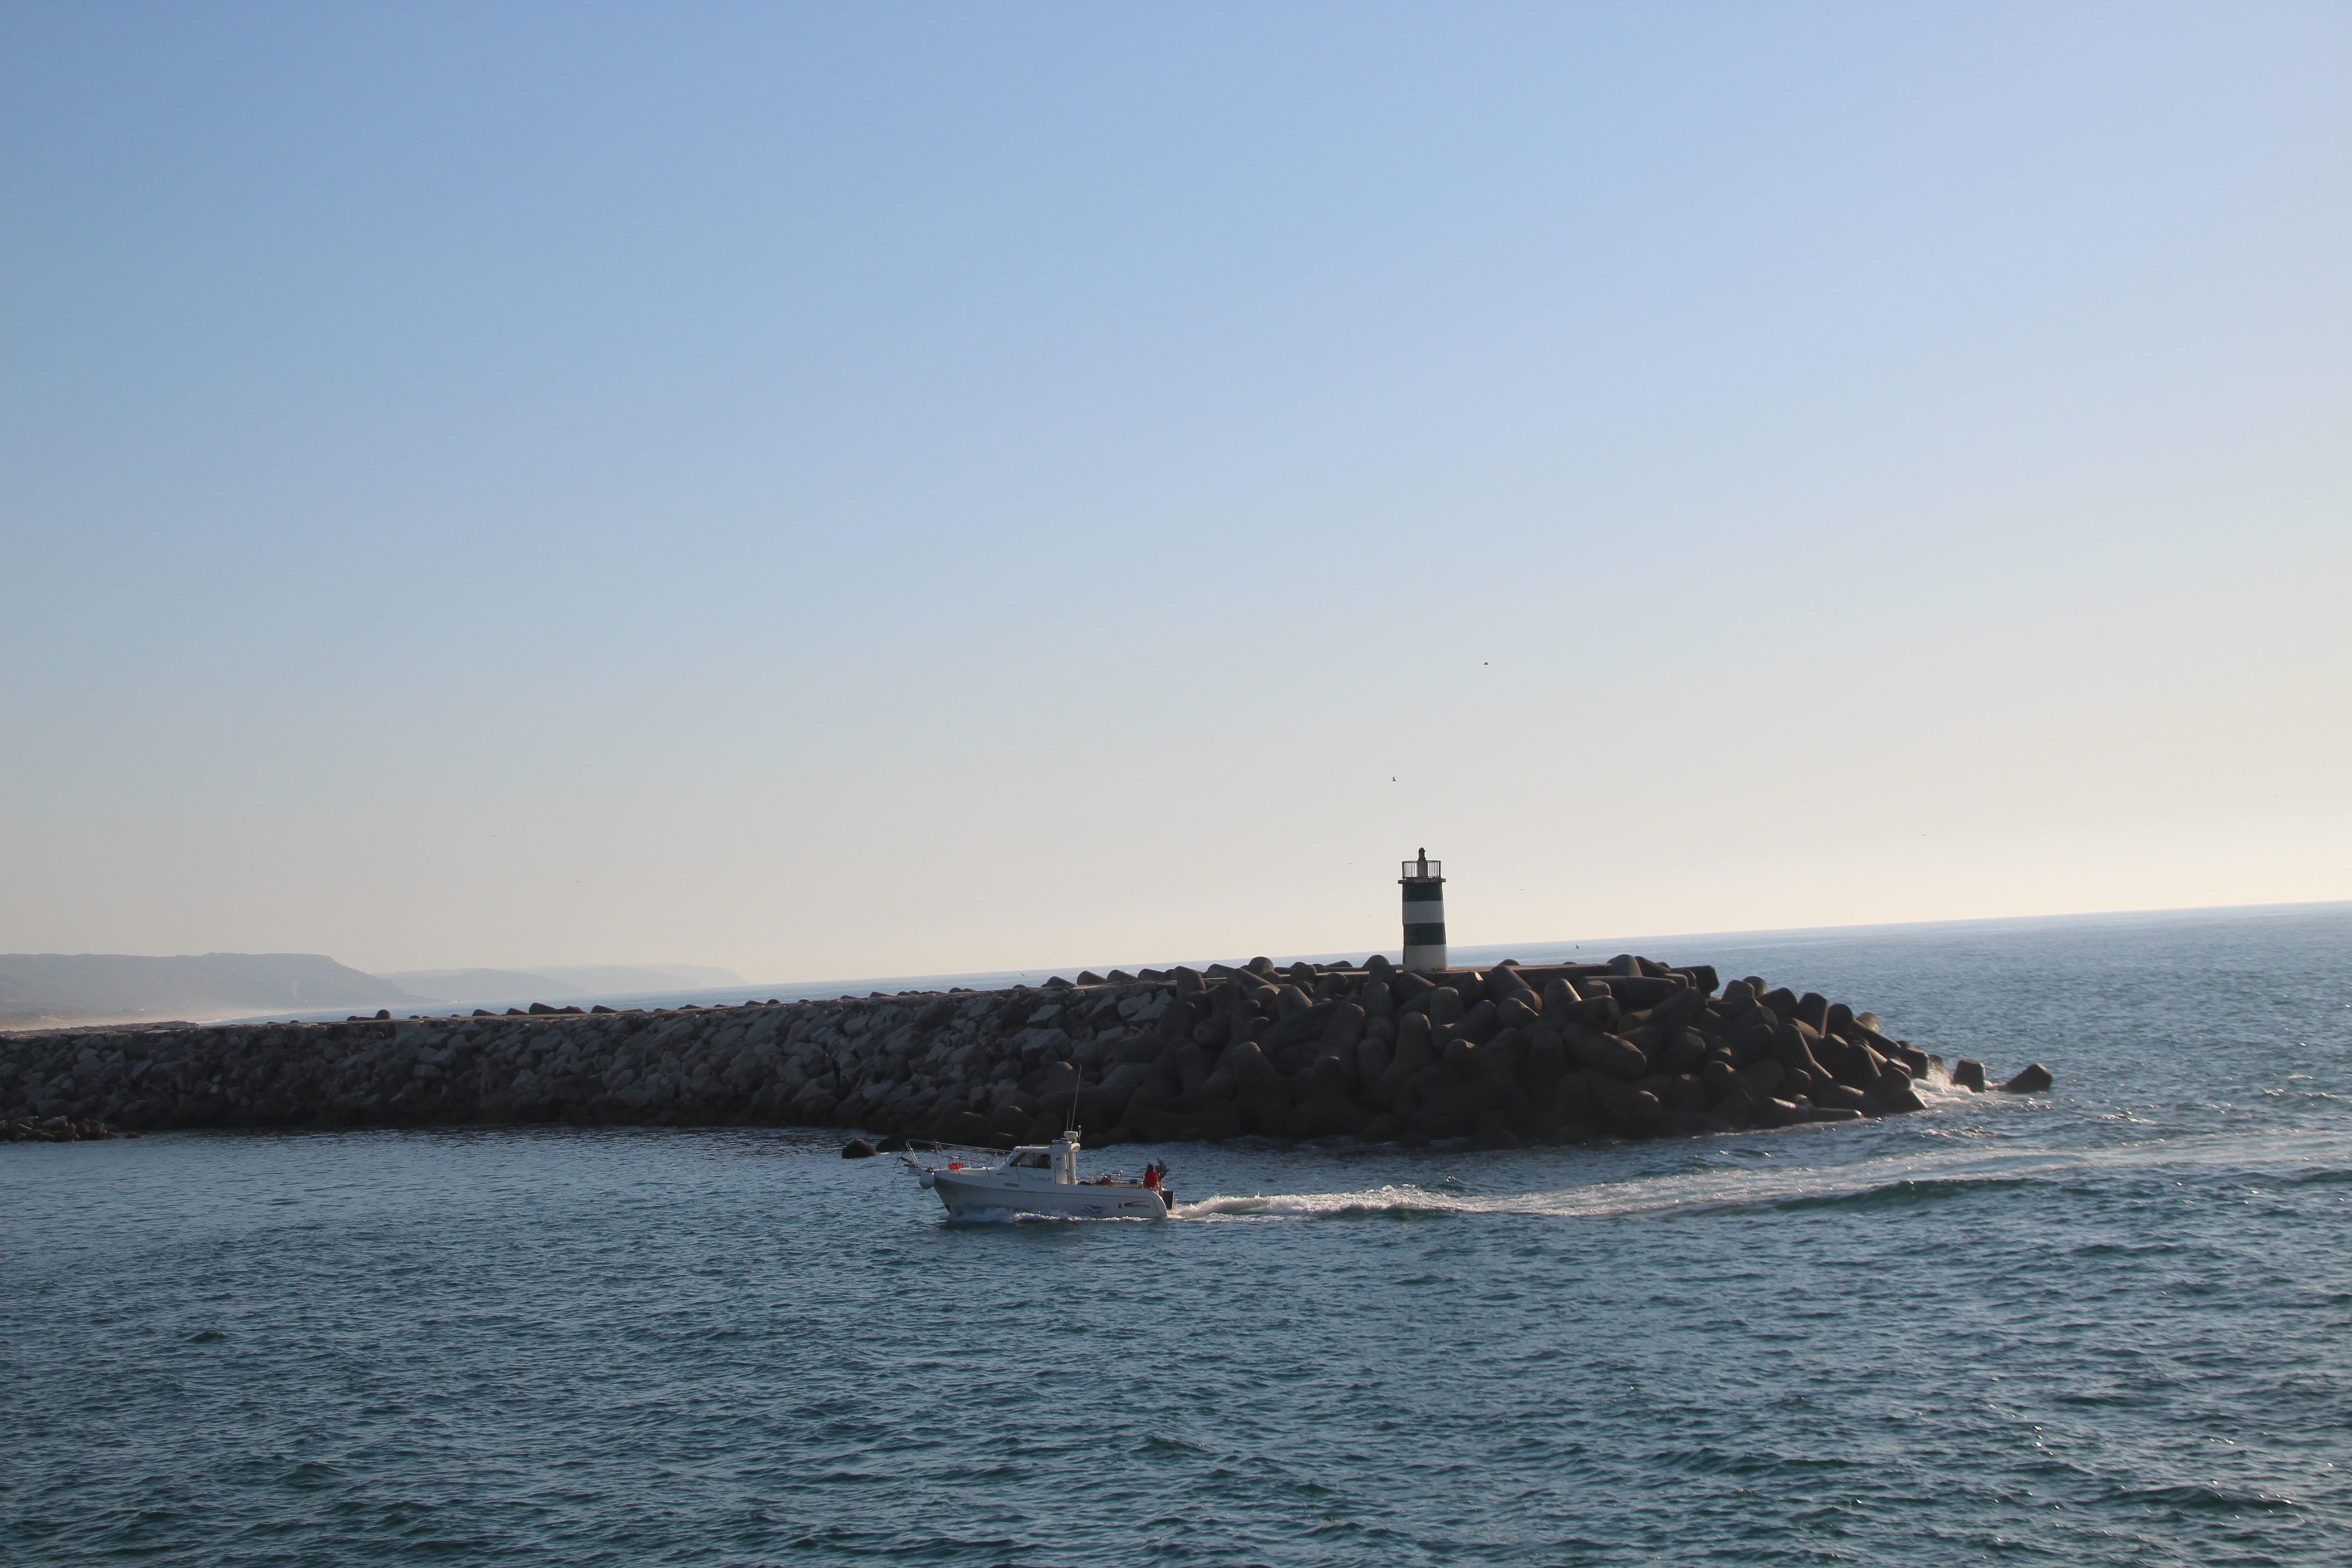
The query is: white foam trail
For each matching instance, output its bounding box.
[1171,1128,2352,1223]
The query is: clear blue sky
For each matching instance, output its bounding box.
[3,2,2346,982]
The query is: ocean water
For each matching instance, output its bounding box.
[7,904,2350,1566]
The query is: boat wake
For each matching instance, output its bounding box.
[1171,1128,2352,1224]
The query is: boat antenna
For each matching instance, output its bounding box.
[1065,1072,1081,1139]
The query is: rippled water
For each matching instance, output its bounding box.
[8,905,2350,1565]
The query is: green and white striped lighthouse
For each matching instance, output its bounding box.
[1400,849,1446,973]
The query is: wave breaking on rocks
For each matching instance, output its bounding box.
[0,954,2051,1147]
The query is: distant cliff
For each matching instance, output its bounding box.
[0,952,424,1028]
[377,964,748,1004]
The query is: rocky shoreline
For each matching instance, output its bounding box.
[0,955,2051,1149]
[4,1115,125,1142]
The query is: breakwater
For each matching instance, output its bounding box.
[0,954,2048,1146]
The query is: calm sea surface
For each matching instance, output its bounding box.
[8,905,2351,1566]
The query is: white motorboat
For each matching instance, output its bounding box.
[906,1134,1173,1219]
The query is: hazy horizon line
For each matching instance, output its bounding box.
[721,896,2352,997]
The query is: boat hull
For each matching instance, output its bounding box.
[927,1172,1171,1220]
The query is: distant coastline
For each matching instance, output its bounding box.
[0,954,745,1031]
[9,900,2339,1035]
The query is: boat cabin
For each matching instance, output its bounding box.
[1004,1139,1079,1183]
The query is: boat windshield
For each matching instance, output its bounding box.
[1010,1152,1050,1168]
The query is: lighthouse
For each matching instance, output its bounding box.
[1400,849,1446,973]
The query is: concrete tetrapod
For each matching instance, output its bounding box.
[1,955,2037,1152]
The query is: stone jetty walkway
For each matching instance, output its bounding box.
[0,955,2048,1148]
